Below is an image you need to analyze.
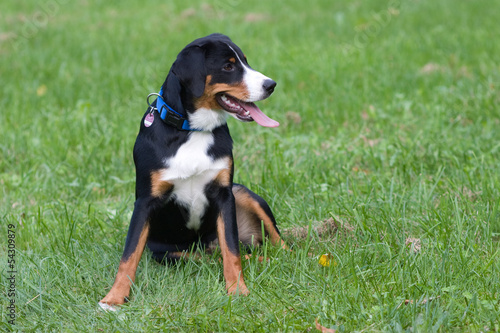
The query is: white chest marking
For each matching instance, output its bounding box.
[189,107,228,131]
[159,132,229,230]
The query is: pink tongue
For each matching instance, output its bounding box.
[242,102,279,127]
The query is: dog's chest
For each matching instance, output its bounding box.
[159,132,228,230]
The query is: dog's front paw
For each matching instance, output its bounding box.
[227,282,249,296]
[98,301,119,312]
[99,292,128,310]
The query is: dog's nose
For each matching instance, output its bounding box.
[263,79,277,95]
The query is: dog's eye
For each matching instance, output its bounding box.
[222,63,234,72]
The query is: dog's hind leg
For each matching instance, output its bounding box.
[233,184,286,249]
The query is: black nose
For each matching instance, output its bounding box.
[263,79,277,95]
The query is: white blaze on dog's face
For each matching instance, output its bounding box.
[226,44,274,102]
[244,68,274,101]
[190,35,279,130]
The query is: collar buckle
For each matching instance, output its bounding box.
[159,105,188,130]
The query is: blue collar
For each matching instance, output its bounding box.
[153,88,199,131]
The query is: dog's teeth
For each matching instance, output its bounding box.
[220,94,244,111]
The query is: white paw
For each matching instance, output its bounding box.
[98,301,118,312]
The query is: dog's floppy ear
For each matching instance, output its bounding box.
[171,45,206,98]
[161,72,184,114]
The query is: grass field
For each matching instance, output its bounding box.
[1,0,500,331]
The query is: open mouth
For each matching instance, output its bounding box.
[216,93,279,127]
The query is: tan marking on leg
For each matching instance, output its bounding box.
[151,170,173,197]
[235,191,287,250]
[213,158,232,187]
[235,207,263,245]
[234,192,263,245]
[100,225,150,306]
[217,215,249,296]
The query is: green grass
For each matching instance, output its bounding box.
[1,0,500,331]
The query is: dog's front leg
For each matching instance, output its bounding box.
[99,197,152,306]
[217,189,249,296]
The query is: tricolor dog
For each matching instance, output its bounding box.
[99,34,285,310]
